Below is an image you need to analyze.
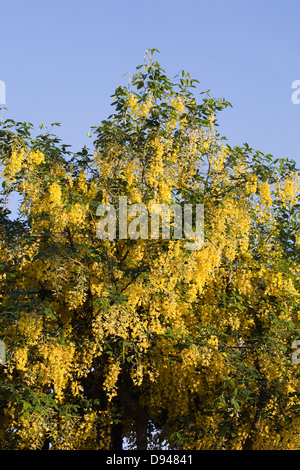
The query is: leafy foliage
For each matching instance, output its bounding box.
[0,49,300,450]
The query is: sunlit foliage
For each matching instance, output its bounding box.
[1,49,300,450]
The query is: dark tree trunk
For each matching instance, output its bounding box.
[42,436,50,450]
[243,408,263,450]
[118,365,149,450]
[110,421,123,450]
[243,360,270,450]
[135,411,148,450]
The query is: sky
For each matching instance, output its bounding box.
[1,0,300,216]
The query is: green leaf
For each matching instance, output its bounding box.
[93,297,109,312]
[231,397,240,410]
[219,395,226,407]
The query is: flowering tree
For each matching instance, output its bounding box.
[0,49,300,450]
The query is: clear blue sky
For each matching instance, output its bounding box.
[1,0,300,214]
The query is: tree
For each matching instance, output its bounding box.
[0,49,300,450]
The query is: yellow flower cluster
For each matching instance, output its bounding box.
[137,96,152,118]
[127,93,152,118]
[1,148,44,183]
[1,148,25,180]
[27,149,45,166]
[65,287,87,310]
[170,96,185,113]
[276,175,300,208]
[259,181,272,206]
[77,171,88,193]
[148,137,167,191]
[18,311,43,346]
[246,173,258,194]
[103,358,121,401]
[37,341,76,402]
[127,93,138,113]
[48,181,62,206]
[211,146,228,172]
[13,347,28,371]
[67,203,85,226]
[199,138,210,154]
